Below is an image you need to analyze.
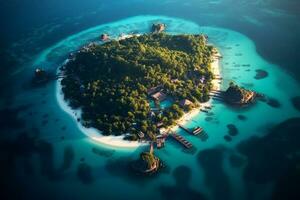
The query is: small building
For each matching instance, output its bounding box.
[100,34,109,41]
[151,91,167,102]
[152,23,166,33]
[171,78,179,83]
[147,85,162,95]
[79,85,85,93]
[179,99,193,107]
[156,135,166,149]
[35,68,45,77]
[138,131,145,139]
[150,111,156,118]
[156,122,164,128]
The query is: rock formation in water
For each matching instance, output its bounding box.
[152,23,166,33]
[223,82,256,105]
[132,151,160,174]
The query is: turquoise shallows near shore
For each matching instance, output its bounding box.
[22,15,300,199]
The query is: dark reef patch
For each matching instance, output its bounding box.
[205,117,213,122]
[0,105,30,131]
[271,164,300,200]
[241,82,254,88]
[227,124,238,136]
[77,162,94,184]
[197,147,231,200]
[254,69,268,80]
[92,147,115,157]
[291,96,300,112]
[266,97,281,108]
[224,135,232,142]
[60,146,74,171]
[237,114,247,121]
[159,165,207,200]
[229,154,245,168]
[237,117,300,184]
[206,112,214,116]
[0,131,67,182]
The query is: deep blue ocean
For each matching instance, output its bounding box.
[1,1,300,200]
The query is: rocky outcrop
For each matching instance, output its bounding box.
[152,23,166,33]
[100,33,109,41]
[132,152,160,174]
[223,82,256,105]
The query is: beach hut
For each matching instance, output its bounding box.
[179,99,193,107]
[156,122,164,128]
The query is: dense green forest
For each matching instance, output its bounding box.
[61,33,214,141]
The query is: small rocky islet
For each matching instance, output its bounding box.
[223,82,257,105]
[254,69,268,80]
[131,151,162,175]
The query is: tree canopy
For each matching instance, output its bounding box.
[61,33,214,140]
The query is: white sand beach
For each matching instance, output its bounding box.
[165,50,222,133]
[56,72,144,149]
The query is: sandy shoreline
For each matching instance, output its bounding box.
[56,48,221,149]
[165,51,222,132]
[56,63,144,148]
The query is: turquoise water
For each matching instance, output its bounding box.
[9,15,300,200]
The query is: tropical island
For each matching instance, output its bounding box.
[60,30,217,143]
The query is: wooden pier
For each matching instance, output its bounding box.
[178,124,203,136]
[192,127,203,135]
[200,108,209,113]
[169,132,193,149]
[178,124,208,141]
[209,90,225,102]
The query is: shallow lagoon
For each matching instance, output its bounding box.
[6,15,300,200]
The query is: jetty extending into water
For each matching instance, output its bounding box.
[169,131,193,149]
[209,89,226,102]
[178,124,203,136]
[178,124,208,141]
